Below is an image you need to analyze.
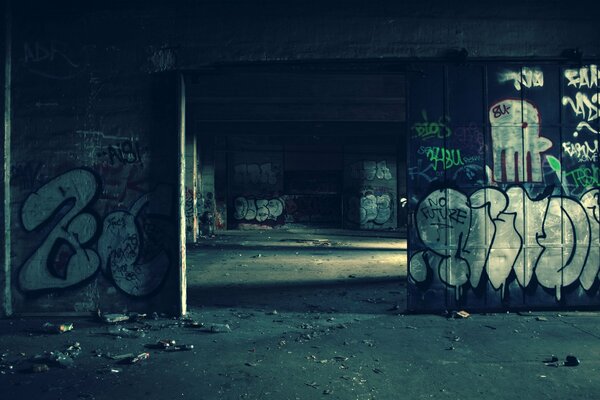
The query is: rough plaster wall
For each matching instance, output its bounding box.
[9,5,181,314]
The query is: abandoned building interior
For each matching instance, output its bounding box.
[2,1,600,399]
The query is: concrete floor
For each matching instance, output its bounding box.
[2,230,600,399]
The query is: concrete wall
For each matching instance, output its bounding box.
[3,0,599,314]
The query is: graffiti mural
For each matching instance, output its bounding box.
[347,192,393,227]
[233,196,284,223]
[408,63,600,310]
[233,163,279,186]
[490,99,552,182]
[410,187,598,302]
[17,168,174,297]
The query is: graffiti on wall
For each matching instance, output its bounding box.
[233,163,279,186]
[411,110,451,140]
[563,65,599,137]
[498,67,544,91]
[17,168,173,297]
[96,139,145,166]
[418,146,464,171]
[490,99,552,182]
[349,161,393,181]
[410,187,599,302]
[347,192,393,227]
[233,196,284,222]
[22,40,86,80]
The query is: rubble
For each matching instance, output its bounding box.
[41,322,74,334]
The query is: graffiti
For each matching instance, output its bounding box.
[185,188,195,238]
[564,65,599,89]
[23,40,84,80]
[233,197,284,222]
[18,168,173,296]
[562,92,599,123]
[97,139,144,166]
[498,67,544,91]
[347,192,393,226]
[565,166,600,189]
[411,110,451,140]
[491,103,511,118]
[349,161,392,181]
[97,185,172,297]
[490,99,552,182]
[410,187,599,302]
[562,140,598,162]
[418,146,464,171]
[233,163,279,186]
[18,169,101,292]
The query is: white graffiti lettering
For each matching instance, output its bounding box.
[562,140,598,162]
[410,187,599,302]
[498,67,544,91]
[564,65,599,89]
[234,197,284,222]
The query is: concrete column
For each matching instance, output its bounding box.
[184,133,198,242]
[2,0,12,317]
[198,135,216,236]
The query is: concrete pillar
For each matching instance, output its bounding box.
[2,0,12,317]
[198,135,216,236]
[184,132,198,243]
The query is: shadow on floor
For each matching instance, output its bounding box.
[187,277,407,314]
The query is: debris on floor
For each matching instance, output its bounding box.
[42,322,74,334]
[564,355,580,367]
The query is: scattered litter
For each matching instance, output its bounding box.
[42,322,73,334]
[31,343,81,369]
[362,340,374,347]
[164,344,194,352]
[544,355,559,367]
[333,356,348,362]
[31,363,50,373]
[535,316,548,322]
[405,325,418,330]
[107,326,146,338]
[252,254,262,258]
[109,353,135,361]
[564,355,580,367]
[98,311,130,324]
[455,310,470,319]
[146,339,177,350]
[97,367,122,374]
[446,346,455,351]
[205,323,232,333]
[186,320,204,328]
[121,352,150,364]
[266,310,278,315]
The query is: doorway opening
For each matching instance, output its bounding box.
[182,63,408,313]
